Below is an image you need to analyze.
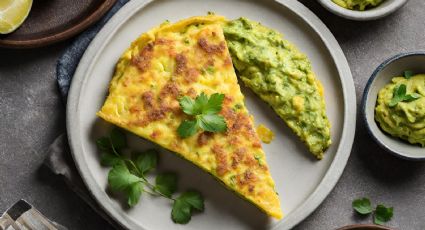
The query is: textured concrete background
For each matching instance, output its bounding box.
[0,0,424,229]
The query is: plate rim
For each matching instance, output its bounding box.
[66,0,356,229]
[0,0,117,49]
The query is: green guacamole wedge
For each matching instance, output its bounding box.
[223,18,331,159]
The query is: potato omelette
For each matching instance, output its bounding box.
[97,15,282,219]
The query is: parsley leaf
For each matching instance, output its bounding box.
[110,128,127,150]
[352,198,373,215]
[177,120,199,138]
[194,92,209,112]
[178,190,204,211]
[203,93,225,114]
[389,84,421,107]
[171,190,204,224]
[374,204,393,225]
[135,149,158,175]
[98,128,206,224]
[96,137,112,153]
[127,183,143,207]
[198,114,227,132]
[404,93,421,102]
[177,93,227,138]
[389,84,406,107]
[171,199,192,224]
[179,96,198,115]
[155,172,178,198]
[100,153,124,167]
[108,164,141,192]
[403,70,414,79]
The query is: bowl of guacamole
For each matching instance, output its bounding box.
[317,0,408,21]
[362,52,425,160]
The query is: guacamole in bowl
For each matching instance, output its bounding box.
[317,0,407,20]
[375,74,425,147]
[332,0,385,11]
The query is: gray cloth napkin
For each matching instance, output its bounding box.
[43,0,129,229]
[57,0,129,101]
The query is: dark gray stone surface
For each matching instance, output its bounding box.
[0,1,424,229]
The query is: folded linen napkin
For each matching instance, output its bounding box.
[43,0,129,229]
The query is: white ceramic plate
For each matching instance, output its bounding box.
[67,0,356,229]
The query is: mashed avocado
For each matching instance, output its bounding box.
[332,0,385,11]
[223,18,331,159]
[375,74,425,147]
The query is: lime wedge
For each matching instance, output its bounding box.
[0,0,33,34]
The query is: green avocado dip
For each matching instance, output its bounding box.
[332,0,385,10]
[375,74,425,147]
[223,18,331,159]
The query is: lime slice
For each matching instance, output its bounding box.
[0,0,33,34]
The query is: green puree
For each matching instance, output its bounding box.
[332,0,385,11]
[375,74,425,147]
[223,18,331,159]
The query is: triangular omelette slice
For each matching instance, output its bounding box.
[97,15,282,219]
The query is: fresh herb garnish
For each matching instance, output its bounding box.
[403,70,414,79]
[352,197,393,225]
[172,190,205,224]
[352,198,373,215]
[389,84,421,107]
[96,128,204,224]
[177,93,227,138]
[374,204,394,225]
[155,172,178,198]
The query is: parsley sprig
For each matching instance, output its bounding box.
[177,92,227,138]
[403,70,414,79]
[352,197,394,225]
[96,128,204,224]
[389,84,421,107]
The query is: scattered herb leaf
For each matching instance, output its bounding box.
[96,129,204,224]
[100,153,123,167]
[177,93,227,138]
[172,190,204,224]
[179,96,198,115]
[171,198,192,224]
[352,198,373,215]
[177,120,199,138]
[135,149,158,175]
[403,70,414,79]
[96,137,112,153]
[389,84,421,107]
[178,190,204,211]
[403,93,421,102]
[155,172,178,198]
[352,198,393,226]
[374,204,393,225]
[198,114,227,133]
[127,183,143,207]
[108,164,141,192]
[194,93,209,113]
[202,93,224,115]
[110,128,127,150]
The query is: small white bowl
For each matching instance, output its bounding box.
[362,52,425,160]
[317,0,408,21]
